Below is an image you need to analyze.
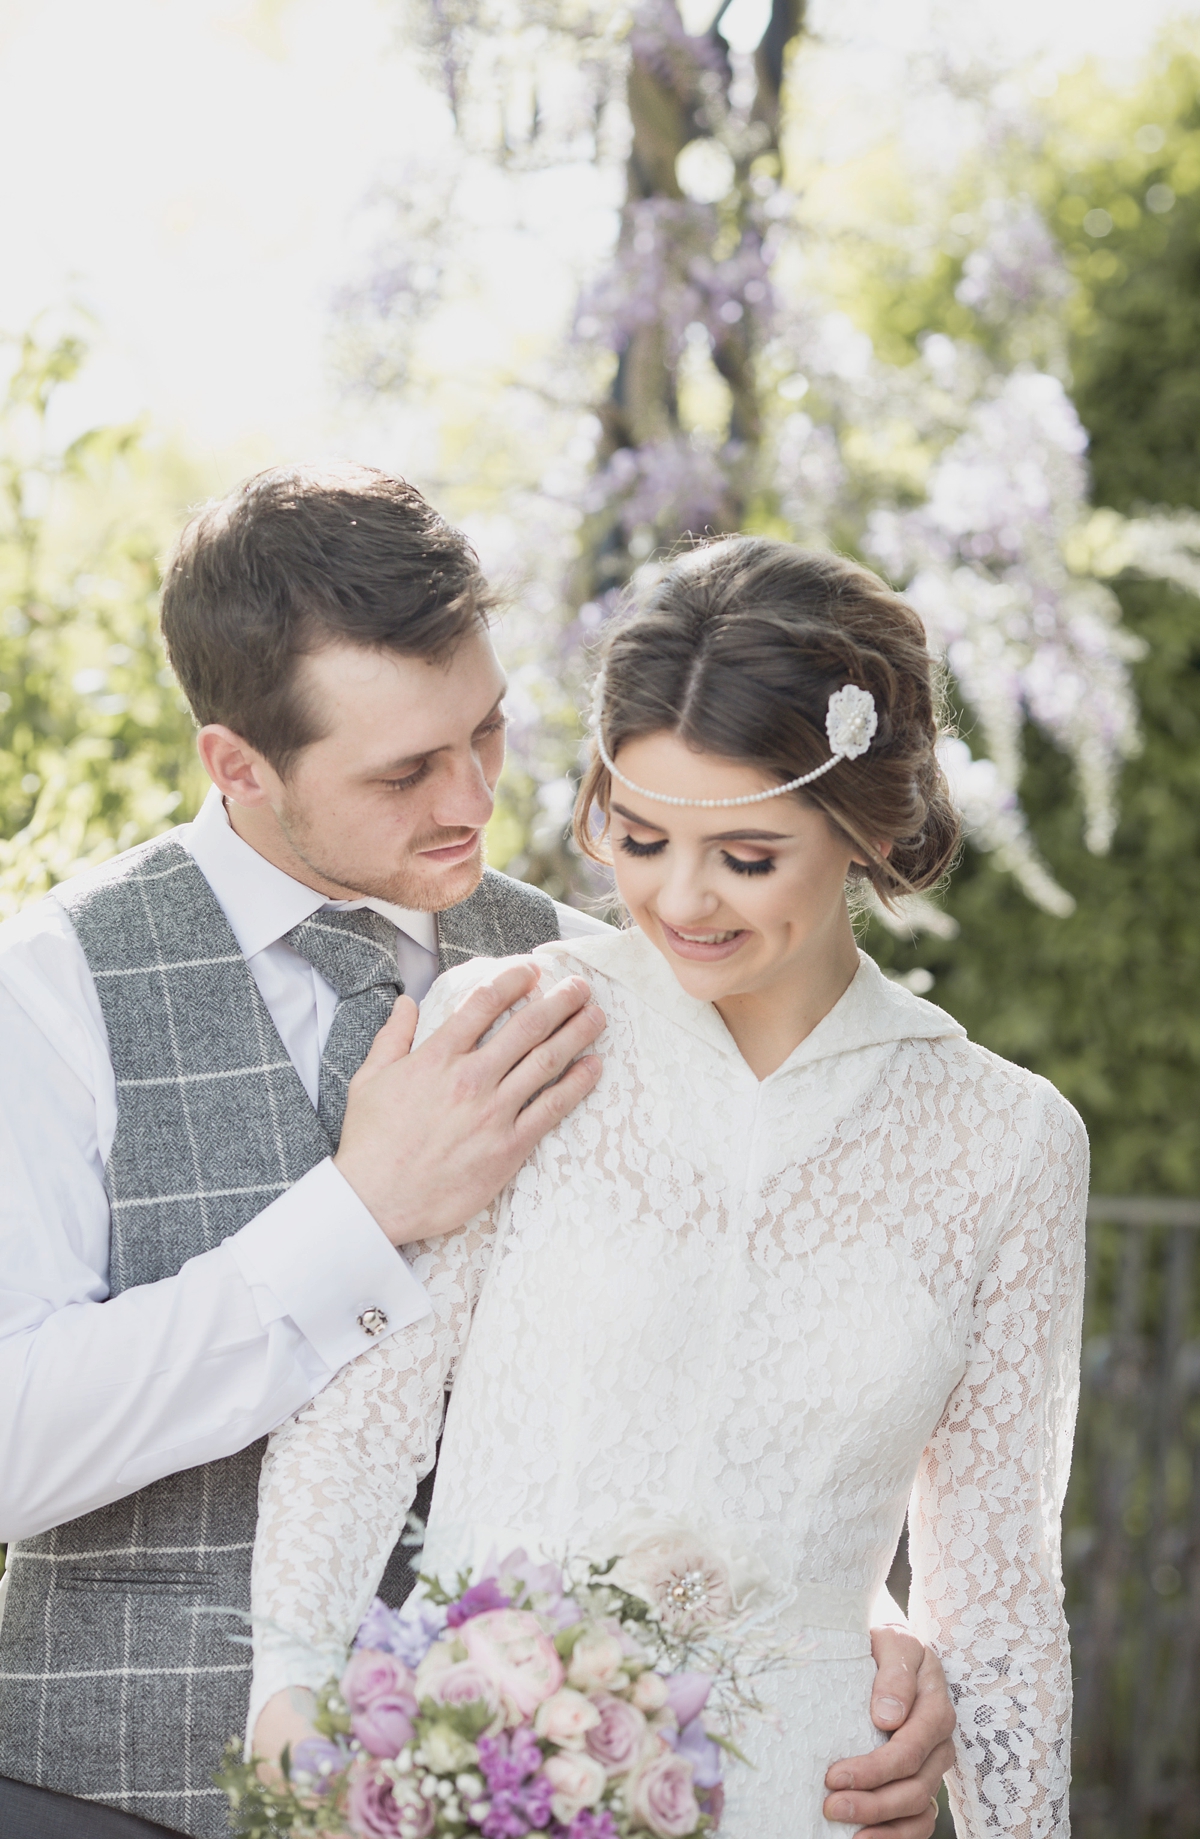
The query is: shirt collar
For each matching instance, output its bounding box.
[182,786,437,961]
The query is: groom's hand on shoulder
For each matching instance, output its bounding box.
[334,960,604,1247]
[823,1630,956,1839]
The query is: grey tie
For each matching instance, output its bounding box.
[284,906,404,1146]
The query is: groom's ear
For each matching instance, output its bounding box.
[196,724,278,807]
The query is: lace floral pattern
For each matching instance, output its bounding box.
[251,933,1087,1839]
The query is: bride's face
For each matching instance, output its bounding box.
[607,731,876,1005]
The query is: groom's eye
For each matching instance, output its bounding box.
[618,834,667,858]
[383,760,432,791]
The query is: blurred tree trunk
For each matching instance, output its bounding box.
[575,0,805,612]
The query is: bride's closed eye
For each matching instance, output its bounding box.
[722,851,776,876]
[618,834,667,858]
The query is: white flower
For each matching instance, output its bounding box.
[826,684,878,760]
[542,1750,608,1822]
[631,1672,670,1714]
[567,1628,627,1692]
[535,1686,602,1749]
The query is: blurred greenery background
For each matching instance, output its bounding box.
[2,5,1199,1831]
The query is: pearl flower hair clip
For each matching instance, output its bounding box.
[591,678,879,811]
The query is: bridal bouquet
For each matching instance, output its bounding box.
[222,1529,795,1839]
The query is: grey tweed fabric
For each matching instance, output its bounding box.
[283,907,405,1145]
[0,832,559,1837]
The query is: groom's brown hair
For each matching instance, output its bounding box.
[161,462,493,774]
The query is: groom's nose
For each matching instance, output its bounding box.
[427,746,497,832]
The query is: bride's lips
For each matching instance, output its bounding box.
[660,921,750,962]
[418,834,480,865]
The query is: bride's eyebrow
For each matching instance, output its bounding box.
[611,801,788,845]
[611,801,666,832]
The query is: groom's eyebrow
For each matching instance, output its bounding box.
[610,802,786,843]
[372,692,508,775]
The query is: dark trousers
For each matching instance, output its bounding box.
[0,1777,182,1838]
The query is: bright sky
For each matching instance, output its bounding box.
[0,0,1189,483]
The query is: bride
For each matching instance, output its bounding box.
[247,538,1087,1838]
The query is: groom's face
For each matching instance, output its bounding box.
[265,625,508,910]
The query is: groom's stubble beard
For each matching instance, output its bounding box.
[275,795,486,912]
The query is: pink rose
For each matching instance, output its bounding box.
[628,1751,702,1838]
[534,1687,602,1748]
[585,1692,647,1777]
[424,1659,503,1724]
[631,1672,670,1714]
[346,1762,434,1839]
[542,1750,608,1822]
[567,1626,627,1692]
[341,1648,418,1759]
[461,1608,564,1719]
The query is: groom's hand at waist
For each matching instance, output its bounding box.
[334,960,604,1246]
[823,1630,956,1839]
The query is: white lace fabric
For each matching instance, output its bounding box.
[251,933,1088,1839]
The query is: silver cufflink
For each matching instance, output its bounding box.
[358,1306,389,1337]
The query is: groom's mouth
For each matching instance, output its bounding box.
[416,832,481,866]
[660,921,750,962]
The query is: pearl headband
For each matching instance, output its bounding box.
[591,679,879,810]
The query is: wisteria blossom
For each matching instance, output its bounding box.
[344,1,1198,912]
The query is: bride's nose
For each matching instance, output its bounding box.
[652,857,722,926]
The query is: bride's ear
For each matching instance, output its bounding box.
[849,837,894,870]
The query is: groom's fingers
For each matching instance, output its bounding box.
[357,994,420,1070]
[335,961,604,1247]
[513,1051,604,1150]
[868,1625,924,1728]
[822,1746,953,1837]
[824,1636,955,1833]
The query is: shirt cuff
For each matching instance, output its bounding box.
[227,1158,432,1375]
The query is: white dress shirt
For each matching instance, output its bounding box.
[0,786,610,1542]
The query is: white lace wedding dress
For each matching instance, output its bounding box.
[250,930,1087,1839]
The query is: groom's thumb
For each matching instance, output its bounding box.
[359,993,419,1072]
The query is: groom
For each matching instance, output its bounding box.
[0,463,953,1839]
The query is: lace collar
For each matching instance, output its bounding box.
[537,926,965,1077]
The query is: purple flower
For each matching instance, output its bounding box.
[477,1725,544,1795]
[289,1736,345,1796]
[671,1717,723,1790]
[568,1811,619,1839]
[474,1736,554,1839]
[341,1648,418,1758]
[355,1595,447,1669]
[665,1671,712,1730]
[446,1576,512,1626]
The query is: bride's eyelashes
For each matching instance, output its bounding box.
[721,851,776,876]
[616,833,777,876]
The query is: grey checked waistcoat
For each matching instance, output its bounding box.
[0,831,559,1837]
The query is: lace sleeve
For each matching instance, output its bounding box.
[246,960,520,1738]
[907,1083,1088,1839]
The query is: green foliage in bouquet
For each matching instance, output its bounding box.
[0,321,204,920]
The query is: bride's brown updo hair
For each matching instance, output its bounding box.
[574,537,960,907]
